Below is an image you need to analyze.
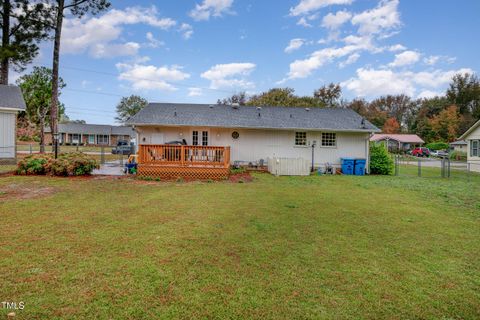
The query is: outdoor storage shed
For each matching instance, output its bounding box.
[0,85,26,164]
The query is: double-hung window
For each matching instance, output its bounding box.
[471,140,479,157]
[321,132,336,147]
[295,132,307,146]
[97,135,109,145]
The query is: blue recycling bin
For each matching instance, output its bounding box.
[341,158,355,175]
[354,159,366,176]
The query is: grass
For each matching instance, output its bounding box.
[0,173,479,319]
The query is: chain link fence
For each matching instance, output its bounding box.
[1,143,133,175]
[392,154,478,181]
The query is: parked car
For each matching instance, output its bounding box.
[112,140,133,155]
[412,147,430,157]
[430,149,449,158]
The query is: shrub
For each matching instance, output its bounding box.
[16,154,51,175]
[426,141,449,151]
[449,151,467,161]
[370,143,394,175]
[16,152,98,176]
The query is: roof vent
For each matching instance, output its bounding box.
[361,118,366,129]
[209,104,214,108]
[174,111,177,116]
[290,114,293,118]
[231,103,240,109]
[258,112,261,117]
[305,107,310,111]
[256,106,262,110]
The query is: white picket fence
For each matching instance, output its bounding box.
[267,157,310,176]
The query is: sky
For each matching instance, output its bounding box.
[17,0,480,124]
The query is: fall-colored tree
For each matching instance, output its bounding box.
[313,83,341,106]
[382,117,401,133]
[429,105,461,142]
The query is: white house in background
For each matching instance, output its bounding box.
[449,140,467,152]
[0,85,26,164]
[459,120,480,172]
[127,103,380,172]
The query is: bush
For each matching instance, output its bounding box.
[426,141,449,151]
[370,143,394,175]
[16,152,98,176]
[449,151,467,161]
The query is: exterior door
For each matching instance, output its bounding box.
[192,130,208,146]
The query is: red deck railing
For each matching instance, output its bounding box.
[138,144,230,168]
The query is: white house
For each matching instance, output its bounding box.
[127,103,379,177]
[449,140,467,152]
[459,120,480,172]
[0,85,26,164]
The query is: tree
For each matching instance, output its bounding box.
[115,95,148,123]
[446,73,480,116]
[17,66,65,153]
[313,83,342,106]
[217,92,247,106]
[49,0,110,152]
[429,105,461,142]
[382,117,400,133]
[246,88,325,108]
[0,0,52,84]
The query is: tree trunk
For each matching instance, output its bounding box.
[39,114,45,154]
[50,0,64,146]
[1,0,10,85]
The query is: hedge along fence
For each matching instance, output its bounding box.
[16,152,99,176]
[425,141,449,151]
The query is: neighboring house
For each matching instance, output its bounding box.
[459,120,480,172]
[0,85,26,164]
[449,140,467,152]
[370,134,424,152]
[45,123,134,146]
[126,103,379,178]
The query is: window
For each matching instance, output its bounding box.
[232,131,239,139]
[88,135,95,144]
[202,131,208,146]
[71,134,80,144]
[295,132,307,146]
[321,132,336,147]
[97,135,109,145]
[192,131,199,145]
[472,140,479,157]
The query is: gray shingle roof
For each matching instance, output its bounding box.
[127,103,380,132]
[0,85,26,111]
[46,123,134,136]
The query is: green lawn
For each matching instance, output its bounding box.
[1,173,479,319]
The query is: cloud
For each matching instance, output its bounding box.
[285,38,306,53]
[290,0,353,17]
[179,23,194,39]
[188,87,203,97]
[321,10,352,29]
[423,55,456,66]
[417,90,441,99]
[116,62,190,91]
[145,32,164,48]
[342,67,474,98]
[339,52,360,68]
[388,44,406,52]
[297,17,312,27]
[201,62,256,89]
[189,0,234,21]
[62,6,177,58]
[284,44,368,80]
[389,50,420,67]
[351,0,400,36]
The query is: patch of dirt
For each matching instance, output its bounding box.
[229,172,253,183]
[0,183,57,200]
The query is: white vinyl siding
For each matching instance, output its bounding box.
[0,111,16,159]
[137,126,370,170]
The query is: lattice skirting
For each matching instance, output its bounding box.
[0,158,16,165]
[138,165,230,180]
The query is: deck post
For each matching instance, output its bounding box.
[180,145,185,166]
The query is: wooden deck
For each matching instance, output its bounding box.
[137,144,230,180]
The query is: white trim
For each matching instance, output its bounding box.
[460,119,480,140]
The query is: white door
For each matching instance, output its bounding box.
[0,112,15,159]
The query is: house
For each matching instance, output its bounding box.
[449,140,467,152]
[459,119,480,172]
[45,123,135,146]
[126,103,379,179]
[0,85,26,164]
[370,134,424,152]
